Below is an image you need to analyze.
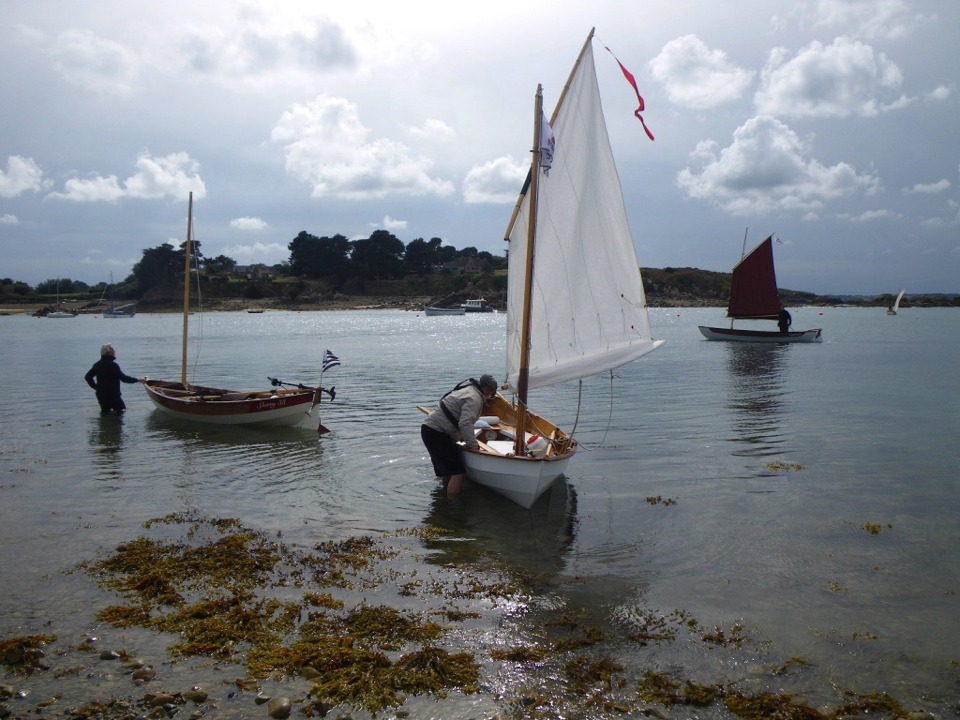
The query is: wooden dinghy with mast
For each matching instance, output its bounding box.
[143,192,336,429]
[421,29,662,508]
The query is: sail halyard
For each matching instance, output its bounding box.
[180,192,193,386]
[727,235,781,320]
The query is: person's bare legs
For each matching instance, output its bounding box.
[446,473,465,495]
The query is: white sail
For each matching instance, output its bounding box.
[894,288,905,312]
[504,42,661,392]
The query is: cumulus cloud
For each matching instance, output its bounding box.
[812,0,922,40]
[462,155,528,204]
[928,85,951,101]
[0,156,49,198]
[378,215,407,231]
[51,29,139,94]
[271,94,454,200]
[903,179,950,194]
[0,213,19,225]
[677,115,881,215]
[648,35,755,109]
[840,209,901,222]
[220,241,288,264]
[756,37,911,118]
[181,13,356,89]
[230,217,270,230]
[48,152,206,202]
[408,118,456,142]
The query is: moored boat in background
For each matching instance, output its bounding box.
[424,305,466,316]
[461,298,494,313]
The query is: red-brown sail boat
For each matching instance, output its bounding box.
[699,234,822,343]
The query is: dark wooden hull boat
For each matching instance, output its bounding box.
[698,326,822,343]
[699,234,822,343]
[144,379,320,426]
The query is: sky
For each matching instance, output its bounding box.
[1,0,958,295]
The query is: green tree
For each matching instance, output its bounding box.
[37,278,87,294]
[288,231,350,280]
[204,254,236,276]
[131,244,183,293]
[349,230,405,280]
[403,237,434,276]
[436,242,457,265]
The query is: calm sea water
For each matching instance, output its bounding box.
[1,306,958,717]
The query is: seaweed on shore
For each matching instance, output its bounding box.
[68,513,928,718]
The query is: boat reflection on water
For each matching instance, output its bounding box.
[724,343,788,458]
[144,411,322,447]
[421,478,578,582]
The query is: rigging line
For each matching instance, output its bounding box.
[568,371,616,452]
[513,396,561,451]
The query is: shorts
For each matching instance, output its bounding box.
[421,424,465,477]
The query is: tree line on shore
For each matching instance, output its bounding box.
[2,229,956,308]
[2,229,507,303]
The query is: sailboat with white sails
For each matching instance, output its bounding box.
[423,30,662,508]
[887,288,905,315]
[46,278,77,318]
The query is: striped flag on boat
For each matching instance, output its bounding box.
[322,349,340,373]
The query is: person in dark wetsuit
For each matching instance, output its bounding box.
[778,306,792,334]
[84,343,140,414]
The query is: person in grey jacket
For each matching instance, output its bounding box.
[421,374,498,496]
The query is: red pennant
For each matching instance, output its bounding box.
[604,45,655,141]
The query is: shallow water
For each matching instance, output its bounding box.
[1,306,958,717]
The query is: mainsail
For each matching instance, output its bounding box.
[504,40,661,392]
[727,236,781,320]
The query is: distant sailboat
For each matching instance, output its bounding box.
[46,278,77,318]
[887,288,905,315]
[698,233,822,343]
[101,273,136,318]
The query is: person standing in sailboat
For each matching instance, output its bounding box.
[420,374,498,496]
[778,306,792,334]
[84,344,141,415]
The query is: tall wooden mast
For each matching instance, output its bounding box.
[180,192,192,386]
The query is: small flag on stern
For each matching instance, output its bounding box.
[322,349,340,373]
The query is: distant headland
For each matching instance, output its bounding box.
[3,266,956,315]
